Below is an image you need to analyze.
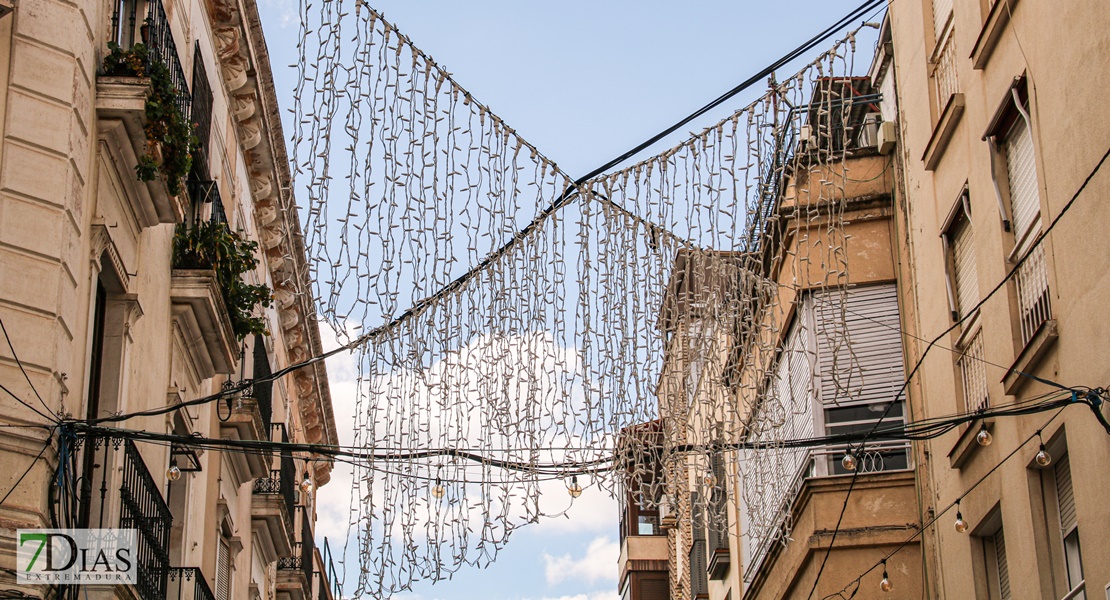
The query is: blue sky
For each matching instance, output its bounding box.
[256,2,882,598]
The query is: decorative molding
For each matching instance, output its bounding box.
[90,223,131,292]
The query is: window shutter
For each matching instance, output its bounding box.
[951,215,979,318]
[932,0,953,39]
[813,285,905,407]
[1006,118,1040,243]
[1056,453,1076,533]
[995,528,1011,600]
[216,537,230,600]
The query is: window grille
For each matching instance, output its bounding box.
[958,330,988,413]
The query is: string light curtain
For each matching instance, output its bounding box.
[292,1,872,595]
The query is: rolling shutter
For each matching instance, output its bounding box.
[932,0,953,38]
[950,215,979,318]
[1006,118,1040,244]
[1056,453,1076,533]
[995,528,1011,600]
[813,285,905,407]
[216,537,230,600]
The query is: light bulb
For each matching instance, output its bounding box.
[567,476,583,498]
[300,471,313,494]
[841,452,857,472]
[167,461,182,482]
[431,478,445,499]
[704,471,717,488]
[954,511,968,533]
[880,572,893,592]
[976,426,992,446]
[1035,445,1052,467]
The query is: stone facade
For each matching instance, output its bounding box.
[0,0,339,597]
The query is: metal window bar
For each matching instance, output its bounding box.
[300,505,315,587]
[167,566,217,600]
[958,329,989,413]
[1014,244,1051,346]
[322,537,343,600]
[119,439,172,600]
[932,27,960,112]
[209,192,228,225]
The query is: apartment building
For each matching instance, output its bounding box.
[0,0,342,598]
[884,0,1110,598]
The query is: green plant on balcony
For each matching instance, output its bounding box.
[173,221,273,339]
[102,42,197,197]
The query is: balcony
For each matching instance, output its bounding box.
[170,270,238,379]
[119,439,173,600]
[316,537,344,600]
[167,566,216,600]
[276,506,314,600]
[219,392,272,482]
[252,424,296,560]
[96,0,191,228]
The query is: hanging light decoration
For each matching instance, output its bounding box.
[880,560,893,592]
[975,424,992,446]
[300,471,314,494]
[1035,444,1052,467]
[567,475,583,498]
[954,501,968,533]
[842,450,858,472]
[167,460,182,482]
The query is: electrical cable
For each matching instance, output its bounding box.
[0,316,58,420]
[806,142,1110,598]
[0,430,54,509]
[819,407,1069,600]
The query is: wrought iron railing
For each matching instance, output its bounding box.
[253,424,296,523]
[321,537,343,600]
[108,0,191,122]
[191,42,213,160]
[167,566,216,600]
[277,507,315,590]
[120,439,172,600]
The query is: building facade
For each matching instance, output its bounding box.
[885,0,1110,598]
[0,0,342,598]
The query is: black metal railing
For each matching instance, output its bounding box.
[120,439,172,600]
[322,537,343,600]
[277,542,303,571]
[167,566,216,600]
[253,424,296,522]
[109,0,191,121]
[209,193,228,225]
[253,335,273,433]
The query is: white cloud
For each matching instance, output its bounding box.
[542,536,619,587]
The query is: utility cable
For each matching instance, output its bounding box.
[0,317,57,420]
[807,142,1110,598]
[0,430,54,509]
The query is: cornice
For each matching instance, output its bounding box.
[203,0,339,465]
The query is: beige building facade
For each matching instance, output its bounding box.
[0,0,341,598]
[885,0,1110,598]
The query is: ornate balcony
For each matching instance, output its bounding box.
[252,424,295,561]
[167,566,216,600]
[276,506,314,600]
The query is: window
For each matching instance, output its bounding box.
[932,0,953,40]
[738,284,908,581]
[987,80,1052,346]
[994,528,1011,600]
[942,189,980,321]
[958,330,989,413]
[216,536,231,600]
[1054,453,1084,598]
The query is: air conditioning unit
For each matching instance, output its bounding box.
[877,120,897,154]
[857,113,882,149]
